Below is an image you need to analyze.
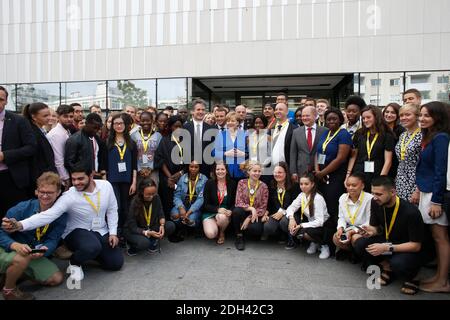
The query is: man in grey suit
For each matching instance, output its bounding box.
[289,106,328,183]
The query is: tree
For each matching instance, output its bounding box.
[116,80,148,107]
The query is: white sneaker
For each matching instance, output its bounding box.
[319,245,330,259]
[306,242,319,254]
[67,264,84,281]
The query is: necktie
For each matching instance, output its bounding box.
[307,127,313,152]
[220,127,225,131]
[196,124,201,142]
[277,125,282,132]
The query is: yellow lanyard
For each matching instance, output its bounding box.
[272,120,289,140]
[322,129,341,153]
[384,196,400,242]
[248,180,260,207]
[400,128,420,161]
[346,192,365,225]
[115,143,127,161]
[366,132,379,161]
[252,132,266,154]
[144,203,153,227]
[189,175,199,203]
[277,188,286,207]
[83,192,101,215]
[300,194,310,220]
[140,130,152,153]
[36,224,49,242]
[172,135,183,158]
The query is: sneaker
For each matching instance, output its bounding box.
[335,249,349,261]
[285,238,297,250]
[235,235,245,251]
[53,245,73,260]
[319,245,330,259]
[2,287,35,300]
[148,240,160,254]
[67,263,84,282]
[306,242,319,255]
[126,247,138,256]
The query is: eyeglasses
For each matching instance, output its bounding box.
[113,122,125,126]
[37,190,57,196]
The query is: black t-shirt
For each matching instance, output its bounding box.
[353,130,395,176]
[369,198,424,244]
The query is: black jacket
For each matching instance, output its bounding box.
[269,122,298,167]
[183,121,215,176]
[30,123,57,182]
[64,130,107,174]
[1,111,37,188]
[267,183,301,214]
[125,195,165,234]
[201,178,237,213]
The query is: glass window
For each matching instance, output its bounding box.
[108,80,156,112]
[370,79,381,86]
[438,76,449,84]
[157,78,187,111]
[390,79,400,86]
[62,82,107,111]
[0,84,17,111]
[16,83,60,113]
[406,71,450,104]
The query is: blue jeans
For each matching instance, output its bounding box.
[170,208,202,228]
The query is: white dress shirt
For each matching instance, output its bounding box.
[193,119,204,139]
[272,121,289,165]
[21,180,118,238]
[285,192,329,229]
[337,192,373,230]
[47,123,71,181]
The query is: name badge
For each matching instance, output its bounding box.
[364,161,375,173]
[118,162,127,172]
[142,155,149,164]
[318,154,326,165]
[92,217,102,229]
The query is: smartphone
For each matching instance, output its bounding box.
[340,234,348,242]
[30,248,47,254]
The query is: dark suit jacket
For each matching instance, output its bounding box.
[289,125,328,176]
[1,111,37,188]
[183,121,215,176]
[30,123,57,182]
[201,178,237,213]
[269,122,298,167]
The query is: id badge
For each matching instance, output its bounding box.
[118,162,127,172]
[92,217,102,229]
[142,155,148,164]
[318,154,326,165]
[364,161,375,173]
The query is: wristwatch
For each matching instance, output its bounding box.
[388,243,394,253]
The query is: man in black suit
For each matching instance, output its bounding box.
[183,99,215,177]
[0,86,37,218]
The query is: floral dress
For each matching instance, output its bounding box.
[394,130,422,201]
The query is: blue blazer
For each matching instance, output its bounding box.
[213,129,247,179]
[416,132,449,204]
[0,199,67,257]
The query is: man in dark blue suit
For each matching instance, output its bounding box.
[0,86,37,218]
[183,99,215,177]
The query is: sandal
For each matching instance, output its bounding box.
[216,235,225,245]
[401,280,420,295]
[378,270,395,286]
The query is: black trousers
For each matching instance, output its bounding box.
[112,182,131,231]
[279,214,326,245]
[0,170,29,219]
[124,222,176,251]
[159,175,175,220]
[232,207,264,236]
[354,236,422,281]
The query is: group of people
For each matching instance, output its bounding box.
[0,85,449,299]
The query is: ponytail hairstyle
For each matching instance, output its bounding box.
[22,102,49,124]
[300,172,318,218]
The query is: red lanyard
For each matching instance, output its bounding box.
[217,183,226,205]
